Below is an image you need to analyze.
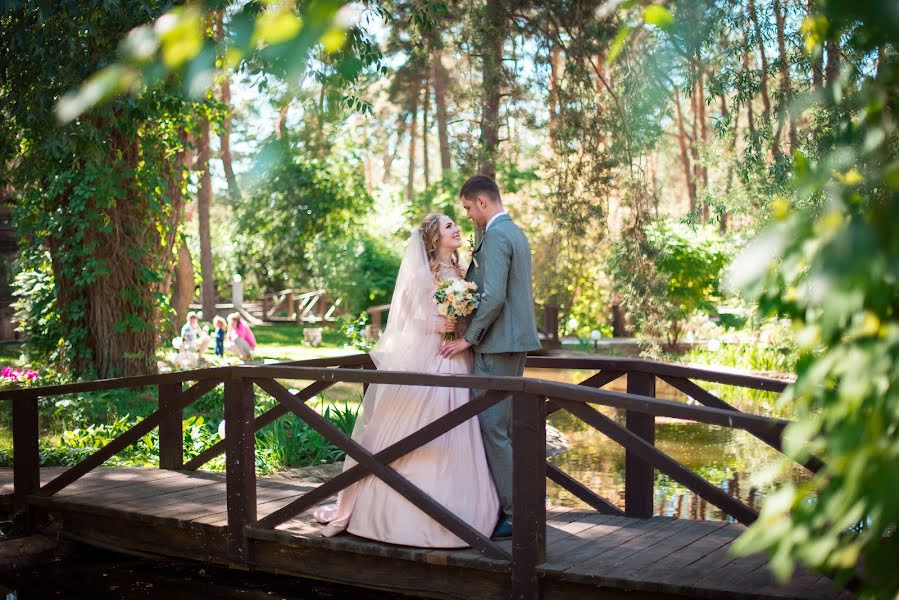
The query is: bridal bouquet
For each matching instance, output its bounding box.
[434,279,480,341]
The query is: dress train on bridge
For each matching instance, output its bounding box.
[313,349,500,548]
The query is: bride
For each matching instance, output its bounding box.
[313,213,500,547]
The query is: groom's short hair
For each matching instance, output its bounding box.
[460,175,502,204]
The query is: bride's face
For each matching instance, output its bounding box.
[437,216,463,251]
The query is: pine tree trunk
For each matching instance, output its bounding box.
[384,114,406,181]
[825,40,840,85]
[172,240,195,329]
[743,29,757,138]
[749,0,776,156]
[161,128,192,330]
[431,49,452,176]
[719,94,736,233]
[688,66,702,216]
[317,84,326,158]
[774,0,796,153]
[808,1,824,87]
[406,79,419,200]
[216,12,241,202]
[697,62,709,222]
[275,103,289,140]
[549,38,561,146]
[673,91,696,212]
[197,117,216,321]
[422,74,430,189]
[478,0,505,179]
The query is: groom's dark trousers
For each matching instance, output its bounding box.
[473,351,528,523]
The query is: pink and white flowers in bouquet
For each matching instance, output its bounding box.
[1,366,39,387]
[433,279,480,341]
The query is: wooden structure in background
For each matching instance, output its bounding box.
[189,289,341,326]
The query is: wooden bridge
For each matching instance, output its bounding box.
[0,355,846,599]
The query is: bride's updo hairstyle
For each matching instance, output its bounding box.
[419,213,463,279]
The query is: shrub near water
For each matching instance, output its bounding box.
[0,385,359,475]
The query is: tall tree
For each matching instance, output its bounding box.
[743,29,757,137]
[0,3,196,377]
[216,12,241,203]
[809,1,824,88]
[422,73,430,188]
[673,89,697,211]
[431,49,452,176]
[748,0,775,155]
[773,0,796,153]
[825,39,840,85]
[197,117,216,321]
[478,0,506,178]
[406,76,420,200]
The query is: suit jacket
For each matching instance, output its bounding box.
[464,214,542,354]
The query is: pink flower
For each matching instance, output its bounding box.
[1,366,39,385]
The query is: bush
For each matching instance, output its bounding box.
[612,220,730,344]
[11,251,68,372]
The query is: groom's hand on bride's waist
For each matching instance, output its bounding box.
[440,338,472,358]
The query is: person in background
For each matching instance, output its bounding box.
[213,315,227,357]
[225,312,256,361]
[180,311,210,356]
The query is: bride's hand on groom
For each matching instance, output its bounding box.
[440,338,471,358]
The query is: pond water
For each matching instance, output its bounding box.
[0,547,419,599]
[526,367,809,521]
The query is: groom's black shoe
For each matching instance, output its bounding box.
[491,519,513,540]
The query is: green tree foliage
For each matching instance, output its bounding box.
[308,232,401,316]
[0,2,203,378]
[727,1,899,596]
[612,220,729,344]
[234,145,397,313]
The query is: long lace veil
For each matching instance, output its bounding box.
[350,230,434,442]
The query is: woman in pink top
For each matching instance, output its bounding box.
[225,312,256,361]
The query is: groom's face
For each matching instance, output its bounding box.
[461,196,488,228]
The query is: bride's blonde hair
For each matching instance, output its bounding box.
[419,213,463,279]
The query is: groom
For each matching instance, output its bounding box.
[440,175,541,539]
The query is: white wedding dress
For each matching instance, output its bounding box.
[313,233,500,547]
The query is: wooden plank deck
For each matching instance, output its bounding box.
[0,468,845,599]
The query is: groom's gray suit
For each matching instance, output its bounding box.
[464,213,541,522]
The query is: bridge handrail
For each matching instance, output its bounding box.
[1,354,810,600]
[0,354,372,401]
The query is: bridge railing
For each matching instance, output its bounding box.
[0,354,814,600]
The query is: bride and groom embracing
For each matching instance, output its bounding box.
[313,175,542,547]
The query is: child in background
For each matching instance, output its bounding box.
[225,312,256,361]
[213,315,227,357]
[180,312,210,355]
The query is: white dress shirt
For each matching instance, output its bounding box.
[485,210,508,231]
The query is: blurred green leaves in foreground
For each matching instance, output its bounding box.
[726,1,899,596]
[50,0,358,124]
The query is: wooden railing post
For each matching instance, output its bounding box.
[512,392,546,600]
[626,371,656,518]
[285,291,294,321]
[13,396,40,520]
[158,383,184,470]
[225,375,257,560]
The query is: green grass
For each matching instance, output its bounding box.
[0,342,25,366]
[225,323,358,363]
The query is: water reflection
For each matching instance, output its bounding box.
[525,367,809,522]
